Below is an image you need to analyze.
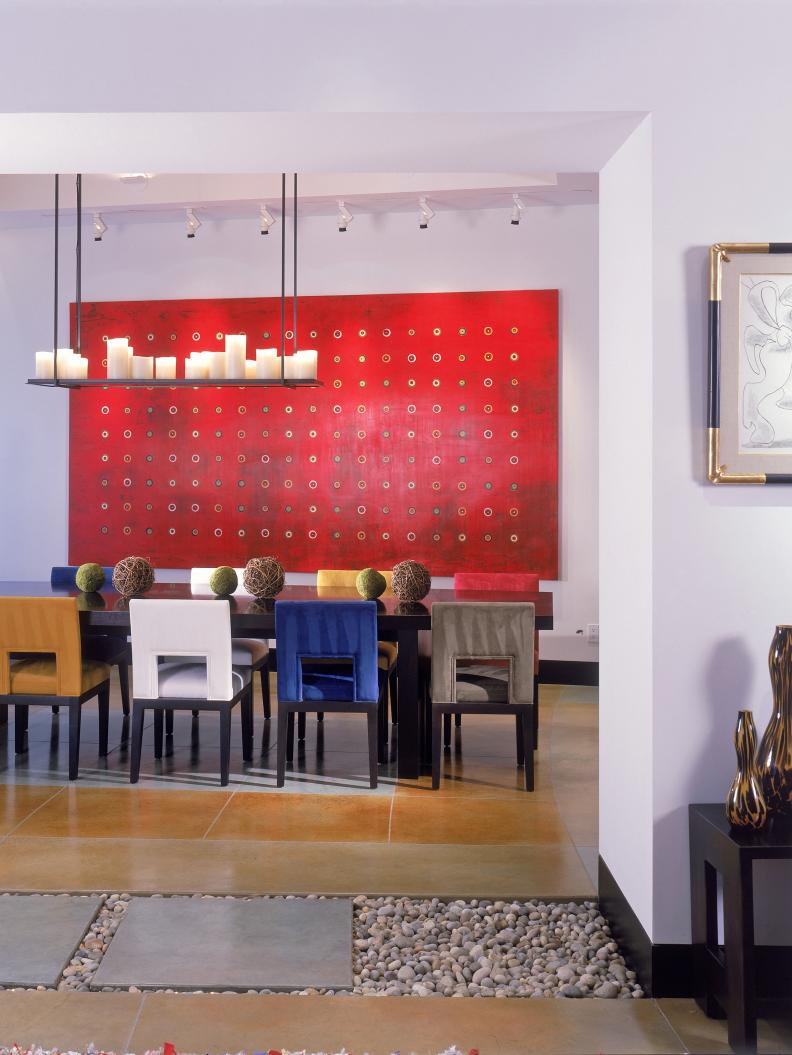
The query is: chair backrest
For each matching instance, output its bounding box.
[190,567,249,597]
[454,571,540,593]
[431,601,535,706]
[0,597,82,696]
[316,569,394,596]
[51,566,114,589]
[275,600,379,703]
[130,598,234,700]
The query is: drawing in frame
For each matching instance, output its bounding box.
[708,242,792,484]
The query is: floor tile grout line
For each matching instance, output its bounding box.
[202,790,237,839]
[387,793,395,843]
[4,786,66,838]
[653,997,692,1054]
[124,989,148,1053]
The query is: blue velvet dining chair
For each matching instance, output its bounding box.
[50,566,131,715]
[274,600,386,788]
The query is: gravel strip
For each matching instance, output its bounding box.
[0,893,643,998]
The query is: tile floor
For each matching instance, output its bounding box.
[0,681,784,1053]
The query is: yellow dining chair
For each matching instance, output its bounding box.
[0,597,112,780]
[311,570,399,740]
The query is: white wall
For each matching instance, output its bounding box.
[0,203,598,663]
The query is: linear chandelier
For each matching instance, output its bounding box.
[28,173,321,389]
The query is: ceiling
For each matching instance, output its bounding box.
[0,172,598,229]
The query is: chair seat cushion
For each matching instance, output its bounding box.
[377,640,398,666]
[301,672,356,701]
[155,662,250,700]
[455,664,509,703]
[8,657,110,696]
[231,638,269,666]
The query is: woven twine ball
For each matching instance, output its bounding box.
[112,556,155,598]
[243,556,285,598]
[75,562,105,593]
[209,566,238,596]
[356,568,387,600]
[391,559,431,602]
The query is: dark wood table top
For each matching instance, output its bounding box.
[0,581,554,632]
[690,803,792,853]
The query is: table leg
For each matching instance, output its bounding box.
[396,627,420,779]
[691,852,722,1019]
[724,854,757,1054]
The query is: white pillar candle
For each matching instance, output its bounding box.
[256,347,281,380]
[107,338,130,379]
[131,355,154,380]
[35,351,55,378]
[283,355,300,379]
[245,359,257,380]
[295,349,318,379]
[225,334,246,379]
[209,351,227,379]
[185,358,209,380]
[72,356,89,380]
[55,347,75,379]
[155,356,177,380]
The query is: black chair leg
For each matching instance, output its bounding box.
[443,712,451,748]
[118,660,131,717]
[366,707,379,789]
[129,703,145,783]
[377,692,387,764]
[165,710,174,736]
[522,711,535,792]
[14,704,29,754]
[154,709,164,758]
[68,702,82,780]
[0,703,7,725]
[432,710,443,789]
[533,675,539,748]
[516,715,525,766]
[317,712,324,723]
[98,684,110,757]
[219,707,232,787]
[51,705,60,715]
[260,663,271,720]
[389,668,399,724]
[241,689,253,762]
[454,713,462,727]
[276,705,289,787]
[286,711,295,762]
[297,711,307,741]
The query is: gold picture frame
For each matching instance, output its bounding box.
[708,242,792,484]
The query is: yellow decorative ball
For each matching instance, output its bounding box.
[356,568,387,599]
[209,566,238,596]
[75,562,105,593]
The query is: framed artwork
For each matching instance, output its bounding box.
[708,242,792,483]
[69,289,559,574]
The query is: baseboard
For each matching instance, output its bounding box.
[538,659,599,686]
[598,855,792,999]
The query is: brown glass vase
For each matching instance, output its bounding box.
[726,710,767,829]
[758,625,792,815]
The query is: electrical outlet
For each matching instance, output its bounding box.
[586,623,599,643]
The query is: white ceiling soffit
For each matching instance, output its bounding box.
[0,173,597,227]
[0,112,645,175]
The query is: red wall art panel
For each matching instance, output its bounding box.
[68,290,559,576]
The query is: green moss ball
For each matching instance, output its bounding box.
[75,562,105,593]
[209,566,238,596]
[356,568,387,599]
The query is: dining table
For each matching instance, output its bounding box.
[0,581,553,779]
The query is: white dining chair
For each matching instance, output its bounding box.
[189,568,271,719]
[128,598,253,786]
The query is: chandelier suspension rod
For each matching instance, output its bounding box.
[53,174,59,383]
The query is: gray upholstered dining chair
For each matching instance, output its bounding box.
[430,601,536,791]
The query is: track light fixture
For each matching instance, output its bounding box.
[337,200,353,232]
[186,208,201,239]
[511,194,526,226]
[259,205,276,235]
[419,197,434,230]
[92,213,107,242]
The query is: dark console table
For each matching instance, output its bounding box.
[689,803,792,1054]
